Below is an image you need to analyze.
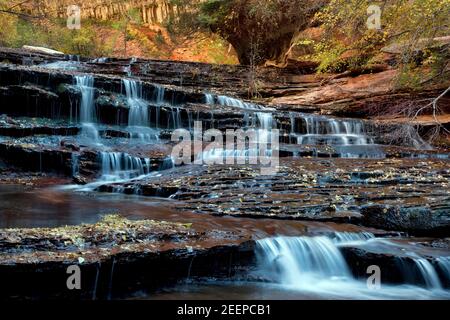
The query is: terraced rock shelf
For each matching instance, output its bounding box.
[0,48,449,300]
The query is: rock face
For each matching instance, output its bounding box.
[273,69,450,119]
[0,48,449,299]
[19,0,193,25]
[0,215,254,299]
[96,158,450,233]
[361,204,450,236]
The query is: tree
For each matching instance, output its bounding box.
[314,0,450,75]
[198,0,328,66]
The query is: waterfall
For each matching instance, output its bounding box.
[170,107,182,129]
[437,257,450,284]
[297,115,374,146]
[204,93,215,104]
[153,85,165,105]
[256,235,448,293]
[256,236,351,285]
[290,113,296,134]
[199,148,271,164]
[412,258,442,289]
[75,75,95,123]
[71,153,79,177]
[291,114,385,158]
[159,157,175,170]
[81,123,99,141]
[217,95,264,110]
[100,152,151,181]
[123,79,149,127]
[40,60,80,70]
[257,112,273,130]
[332,232,375,244]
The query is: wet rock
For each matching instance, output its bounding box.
[361,204,450,237]
[0,215,254,299]
[0,141,73,175]
[60,139,80,151]
[72,175,87,185]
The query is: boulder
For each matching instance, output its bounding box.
[361,204,450,236]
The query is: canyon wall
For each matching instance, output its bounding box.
[19,0,193,24]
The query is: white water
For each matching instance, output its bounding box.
[217,95,265,110]
[291,114,387,158]
[80,123,100,141]
[204,93,215,104]
[40,61,80,70]
[123,79,149,127]
[71,153,79,177]
[437,257,450,286]
[75,75,95,123]
[100,152,151,182]
[153,85,165,105]
[297,115,374,146]
[333,231,375,244]
[412,258,442,289]
[256,236,351,285]
[255,235,450,299]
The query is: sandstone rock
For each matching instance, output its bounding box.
[361,204,450,236]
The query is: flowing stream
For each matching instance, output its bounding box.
[1,61,449,300]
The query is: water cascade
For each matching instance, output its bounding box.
[153,85,165,105]
[123,79,149,127]
[100,152,151,182]
[437,258,450,285]
[332,232,375,244]
[412,258,442,289]
[256,235,450,294]
[292,114,384,158]
[217,95,265,110]
[75,75,95,123]
[204,93,215,105]
[297,115,373,146]
[256,236,351,285]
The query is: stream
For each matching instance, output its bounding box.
[0,54,449,300]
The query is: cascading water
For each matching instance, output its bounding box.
[74,75,100,143]
[204,93,215,104]
[71,153,80,177]
[153,85,165,105]
[256,235,450,298]
[297,115,373,146]
[170,107,182,129]
[81,123,100,141]
[256,236,351,286]
[437,258,450,273]
[198,111,274,164]
[292,114,384,158]
[75,75,95,123]
[412,258,442,289]
[332,232,375,244]
[217,95,264,110]
[100,152,151,182]
[123,79,148,127]
[122,79,160,141]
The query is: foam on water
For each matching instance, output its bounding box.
[123,79,149,127]
[255,235,450,299]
